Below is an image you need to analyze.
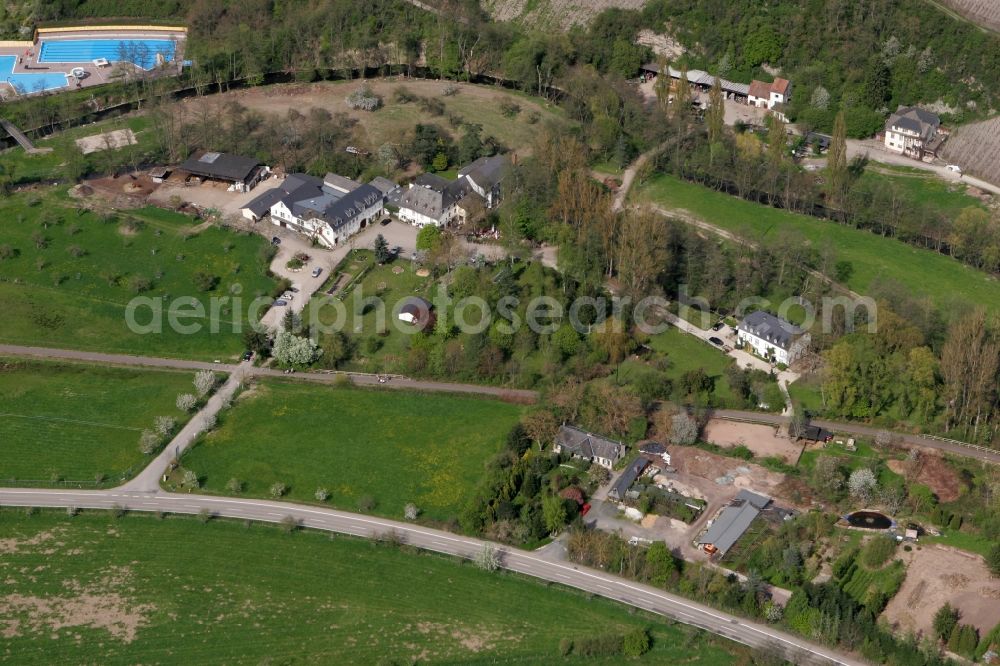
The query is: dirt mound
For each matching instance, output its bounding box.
[887,454,961,502]
[67,184,93,198]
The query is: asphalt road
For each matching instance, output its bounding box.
[0,487,863,666]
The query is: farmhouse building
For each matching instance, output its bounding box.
[457,154,508,208]
[396,173,472,227]
[737,310,810,366]
[697,490,771,556]
[554,425,626,469]
[884,106,941,159]
[609,457,649,502]
[178,151,268,193]
[240,172,384,248]
[639,62,751,102]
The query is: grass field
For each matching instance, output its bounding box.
[0,359,198,486]
[0,115,157,185]
[636,174,1000,315]
[178,381,525,521]
[0,510,744,665]
[859,165,987,215]
[0,189,278,359]
[187,79,570,155]
[307,250,436,372]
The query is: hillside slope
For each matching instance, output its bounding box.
[481,0,646,29]
[940,115,1000,185]
[931,0,1000,33]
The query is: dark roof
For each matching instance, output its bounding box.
[639,442,668,456]
[555,425,625,463]
[318,184,383,230]
[458,154,508,190]
[610,457,649,501]
[400,296,433,317]
[886,106,940,141]
[801,425,833,442]
[399,175,473,220]
[738,311,804,350]
[697,502,759,555]
[733,489,771,510]
[241,173,324,217]
[179,151,261,182]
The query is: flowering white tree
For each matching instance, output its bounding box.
[139,429,160,455]
[315,487,330,501]
[270,482,288,498]
[810,86,830,110]
[176,393,197,412]
[670,412,699,445]
[271,329,320,367]
[404,503,420,520]
[154,416,176,437]
[194,370,217,397]
[474,543,502,572]
[848,468,878,503]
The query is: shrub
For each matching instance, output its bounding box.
[404,503,420,520]
[176,393,197,412]
[181,469,199,488]
[315,487,330,501]
[358,495,377,511]
[270,482,288,498]
[138,429,160,455]
[622,628,651,656]
[226,478,243,493]
[154,416,176,437]
[499,100,520,117]
[393,86,416,103]
[346,84,382,111]
[860,535,896,568]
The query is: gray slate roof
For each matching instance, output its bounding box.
[324,173,362,193]
[179,151,261,182]
[458,154,508,190]
[555,425,625,463]
[399,175,472,220]
[242,173,382,230]
[886,106,940,141]
[639,441,668,456]
[697,502,759,555]
[733,489,771,510]
[610,457,649,501]
[369,176,399,195]
[738,311,803,351]
[242,173,324,217]
[640,62,750,96]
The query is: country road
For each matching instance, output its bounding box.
[0,487,863,666]
[713,409,1000,465]
[0,343,538,401]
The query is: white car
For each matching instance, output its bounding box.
[281,292,295,301]
[946,164,962,173]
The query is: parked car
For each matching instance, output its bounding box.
[281,292,295,301]
[946,164,962,173]
[274,299,288,306]
[380,217,391,226]
[711,321,724,331]
[241,350,253,361]
[271,236,281,245]
[708,336,724,346]
[289,286,300,293]
[311,267,323,278]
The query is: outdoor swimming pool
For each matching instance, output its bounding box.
[39,38,176,70]
[0,56,67,93]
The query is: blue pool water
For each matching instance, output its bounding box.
[39,38,176,70]
[0,56,67,93]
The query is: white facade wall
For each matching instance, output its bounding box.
[737,330,809,365]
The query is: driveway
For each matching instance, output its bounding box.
[844,138,999,195]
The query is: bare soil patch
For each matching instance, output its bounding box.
[887,454,961,502]
[883,544,1000,636]
[75,129,137,155]
[0,529,63,555]
[703,419,803,463]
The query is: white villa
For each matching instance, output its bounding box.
[737,310,810,366]
[883,106,940,159]
[241,172,384,248]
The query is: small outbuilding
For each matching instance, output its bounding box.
[178,151,268,193]
[609,457,650,502]
[398,296,433,325]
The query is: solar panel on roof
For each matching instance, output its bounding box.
[201,152,221,163]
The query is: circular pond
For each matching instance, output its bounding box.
[845,510,893,529]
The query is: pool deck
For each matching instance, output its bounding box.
[0,27,185,98]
